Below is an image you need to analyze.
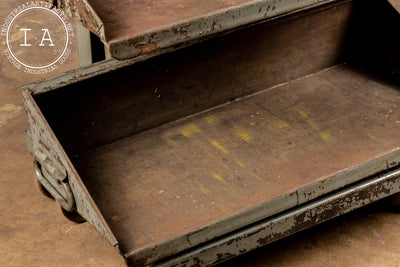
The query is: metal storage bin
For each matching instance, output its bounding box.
[24,0,400,265]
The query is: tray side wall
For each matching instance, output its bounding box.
[22,89,118,248]
[35,1,353,155]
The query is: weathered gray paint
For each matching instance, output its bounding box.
[154,167,400,267]
[22,90,119,248]
[50,0,337,60]
[108,0,337,59]
[76,22,93,66]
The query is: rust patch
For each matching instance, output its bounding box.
[136,42,158,53]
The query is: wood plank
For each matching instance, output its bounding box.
[73,65,400,264]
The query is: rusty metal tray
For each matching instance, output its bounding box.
[50,0,341,60]
[23,0,400,266]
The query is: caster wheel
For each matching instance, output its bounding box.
[392,193,400,207]
[61,207,86,223]
[34,171,54,200]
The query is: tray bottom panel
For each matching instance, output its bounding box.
[74,64,400,262]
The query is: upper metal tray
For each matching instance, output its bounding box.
[50,0,335,59]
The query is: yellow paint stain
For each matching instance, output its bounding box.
[0,104,23,128]
[236,160,245,168]
[319,131,332,141]
[199,184,210,195]
[192,137,262,184]
[250,171,263,182]
[367,133,375,140]
[234,126,251,142]
[277,120,289,129]
[222,163,231,171]
[297,109,319,129]
[210,140,228,154]
[203,114,218,125]
[297,109,309,119]
[206,143,262,182]
[179,123,201,137]
[269,120,290,134]
[213,174,228,185]
[164,138,176,146]
[200,148,231,172]
[297,109,332,141]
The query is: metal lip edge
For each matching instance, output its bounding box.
[20,40,195,96]
[22,0,345,95]
[152,166,400,267]
[297,148,400,204]
[21,58,142,95]
[124,148,400,264]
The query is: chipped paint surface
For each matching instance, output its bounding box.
[31,1,400,265]
[22,90,118,248]
[54,0,105,39]
[0,104,23,127]
[106,0,337,59]
[158,168,400,266]
[52,0,337,59]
